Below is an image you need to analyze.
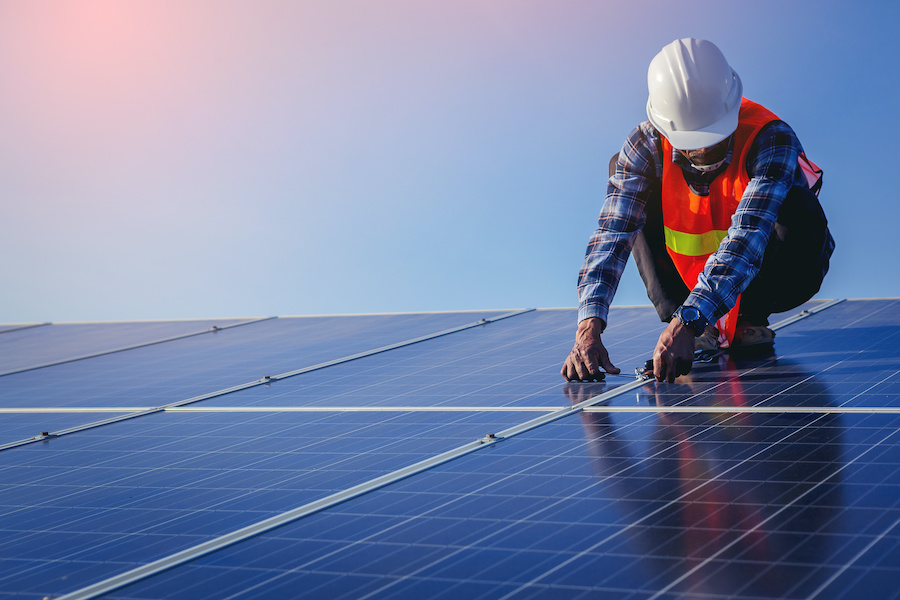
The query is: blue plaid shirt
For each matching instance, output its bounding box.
[577,118,809,328]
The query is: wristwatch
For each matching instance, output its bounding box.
[674,305,708,336]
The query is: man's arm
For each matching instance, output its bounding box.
[563,124,661,380]
[575,123,661,325]
[684,121,804,323]
[649,122,803,381]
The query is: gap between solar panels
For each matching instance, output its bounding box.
[0,322,51,335]
[53,299,845,600]
[0,301,844,450]
[0,309,534,452]
[7,404,900,415]
[0,316,277,378]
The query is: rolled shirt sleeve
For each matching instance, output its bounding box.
[577,123,661,327]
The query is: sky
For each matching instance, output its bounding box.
[1,0,897,323]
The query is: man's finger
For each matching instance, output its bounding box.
[561,357,579,381]
[583,350,601,377]
[581,362,605,381]
[562,353,603,382]
[654,352,675,383]
[569,354,588,381]
[571,352,594,380]
[599,353,620,375]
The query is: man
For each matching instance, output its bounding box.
[561,38,834,383]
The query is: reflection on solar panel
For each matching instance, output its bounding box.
[1,300,899,599]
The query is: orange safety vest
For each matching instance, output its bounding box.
[660,98,821,346]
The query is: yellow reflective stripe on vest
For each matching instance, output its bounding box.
[664,227,729,257]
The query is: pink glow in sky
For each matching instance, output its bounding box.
[1,0,897,322]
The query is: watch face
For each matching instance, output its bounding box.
[682,307,700,321]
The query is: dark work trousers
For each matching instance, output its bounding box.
[612,155,835,325]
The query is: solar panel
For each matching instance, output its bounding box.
[0,322,49,335]
[0,318,263,375]
[1,300,898,599]
[101,411,868,600]
[203,308,666,410]
[0,409,544,597]
[0,311,521,408]
[87,410,900,600]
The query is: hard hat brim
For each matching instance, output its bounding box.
[647,97,741,151]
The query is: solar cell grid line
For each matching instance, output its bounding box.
[0,310,548,449]
[256,309,536,381]
[0,317,277,378]
[0,309,534,411]
[648,354,837,412]
[0,300,855,446]
[595,327,850,416]
[0,304,660,447]
[5,300,864,600]
[202,307,668,411]
[805,512,900,600]
[97,411,900,600]
[0,380,266,452]
[638,299,900,412]
[56,302,892,600]
[651,415,900,600]
[0,409,551,599]
[42,297,853,600]
[633,422,900,600]
[0,298,836,420]
[0,310,534,452]
[91,407,855,600]
[46,374,657,600]
[0,318,271,376]
[359,411,845,600]
[12,404,900,415]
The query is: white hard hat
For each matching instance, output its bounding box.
[646,38,743,151]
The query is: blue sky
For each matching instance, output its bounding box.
[1,0,897,323]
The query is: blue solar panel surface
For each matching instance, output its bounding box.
[0,410,540,596]
[0,311,515,408]
[0,318,259,375]
[0,300,898,600]
[206,308,666,410]
[105,411,897,600]
[0,413,132,446]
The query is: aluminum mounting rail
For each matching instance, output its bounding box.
[34,300,853,600]
[0,316,277,378]
[0,309,534,452]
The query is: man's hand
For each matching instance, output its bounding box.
[561,318,621,381]
[652,319,696,382]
